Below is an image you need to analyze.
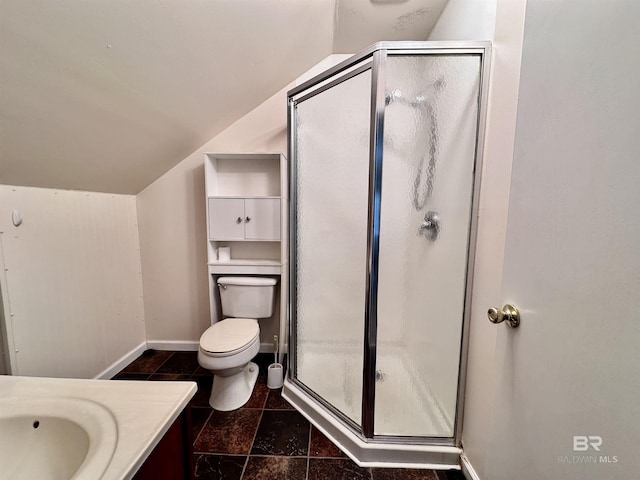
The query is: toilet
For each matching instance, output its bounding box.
[198,276,277,411]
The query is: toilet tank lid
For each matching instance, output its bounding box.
[218,277,277,286]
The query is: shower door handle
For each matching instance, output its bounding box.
[487,304,520,328]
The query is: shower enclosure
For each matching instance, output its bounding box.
[283,42,490,469]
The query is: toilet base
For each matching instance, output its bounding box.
[209,361,259,411]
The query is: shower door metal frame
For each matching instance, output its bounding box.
[285,41,492,462]
[286,57,375,440]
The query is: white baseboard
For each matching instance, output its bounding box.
[95,342,147,379]
[260,341,276,353]
[461,454,481,480]
[80,338,284,380]
[146,340,199,351]
[146,340,277,353]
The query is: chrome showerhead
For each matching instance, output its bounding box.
[385,89,403,106]
[384,78,446,108]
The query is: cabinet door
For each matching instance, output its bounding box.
[208,198,245,240]
[244,198,281,240]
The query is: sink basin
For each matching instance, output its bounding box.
[0,396,117,480]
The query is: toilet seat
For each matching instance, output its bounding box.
[200,318,259,357]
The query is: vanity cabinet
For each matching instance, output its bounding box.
[133,409,193,480]
[208,197,281,241]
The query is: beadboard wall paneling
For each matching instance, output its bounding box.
[0,185,146,378]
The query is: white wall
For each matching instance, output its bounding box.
[136,89,286,346]
[137,55,350,346]
[427,0,497,41]
[0,186,146,378]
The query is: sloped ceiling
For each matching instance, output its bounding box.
[333,0,448,53]
[0,0,446,194]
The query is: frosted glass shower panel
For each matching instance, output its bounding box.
[374,55,482,437]
[294,69,372,425]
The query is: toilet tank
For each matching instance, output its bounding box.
[217,277,278,319]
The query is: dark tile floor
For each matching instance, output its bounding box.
[113,350,465,480]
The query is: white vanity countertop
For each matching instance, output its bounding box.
[0,375,197,480]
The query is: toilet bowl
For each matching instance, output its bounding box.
[198,277,277,411]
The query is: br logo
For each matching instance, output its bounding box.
[573,436,603,452]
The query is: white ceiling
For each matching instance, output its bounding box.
[333,0,448,53]
[0,0,447,194]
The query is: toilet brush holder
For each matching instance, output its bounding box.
[267,363,284,389]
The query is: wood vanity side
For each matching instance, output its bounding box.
[133,407,194,480]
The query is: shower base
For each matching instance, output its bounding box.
[284,343,460,469]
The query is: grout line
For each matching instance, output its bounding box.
[191,408,213,449]
[239,455,249,480]
[241,454,309,458]
[246,397,267,458]
[192,451,247,457]
[305,424,312,480]
[259,382,269,410]
[152,351,175,374]
[240,406,266,480]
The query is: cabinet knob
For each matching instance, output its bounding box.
[245,216,251,223]
[236,217,242,223]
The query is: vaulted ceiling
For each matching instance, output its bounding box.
[0,0,448,194]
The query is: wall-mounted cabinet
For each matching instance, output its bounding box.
[208,197,281,241]
[204,152,287,275]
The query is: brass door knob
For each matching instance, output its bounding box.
[487,304,520,328]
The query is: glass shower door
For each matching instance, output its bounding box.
[292,67,372,426]
[374,54,482,437]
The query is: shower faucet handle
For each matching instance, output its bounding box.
[419,211,440,241]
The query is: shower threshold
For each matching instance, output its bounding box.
[282,379,462,470]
